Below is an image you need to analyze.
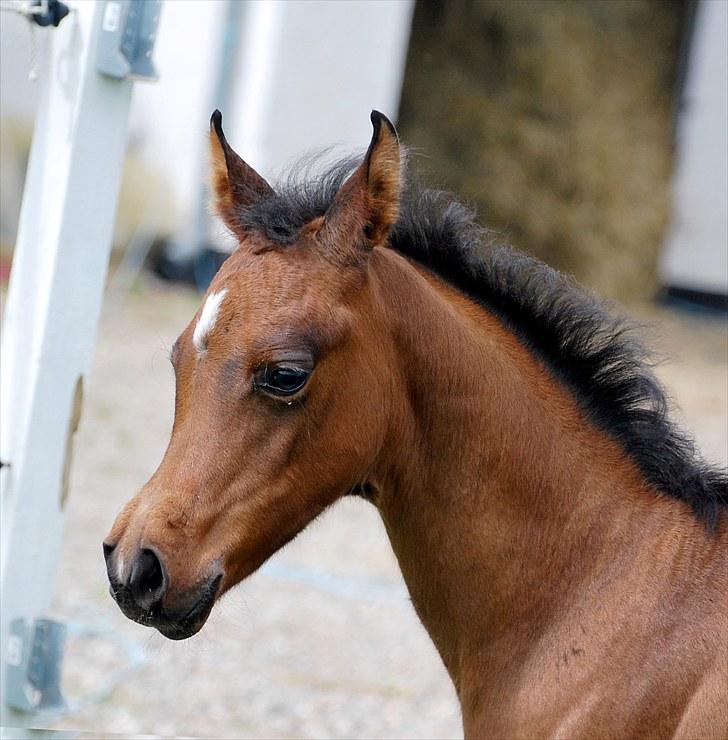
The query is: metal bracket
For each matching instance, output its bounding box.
[96,0,161,81]
[30,0,70,27]
[4,618,67,713]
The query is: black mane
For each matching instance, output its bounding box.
[234,155,728,527]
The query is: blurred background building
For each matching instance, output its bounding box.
[1,0,726,304]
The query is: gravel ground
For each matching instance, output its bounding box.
[26,279,726,739]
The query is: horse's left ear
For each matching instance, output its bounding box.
[321,110,401,258]
[209,110,274,239]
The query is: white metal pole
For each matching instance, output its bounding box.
[0,0,141,724]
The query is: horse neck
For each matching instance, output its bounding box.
[367,248,707,694]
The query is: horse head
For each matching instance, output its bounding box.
[104,110,402,639]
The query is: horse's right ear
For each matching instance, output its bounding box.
[209,110,274,238]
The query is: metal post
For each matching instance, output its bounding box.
[0,0,159,726]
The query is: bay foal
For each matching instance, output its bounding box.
[105,111,727,738]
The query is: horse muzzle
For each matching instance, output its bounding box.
[103,542,222,640]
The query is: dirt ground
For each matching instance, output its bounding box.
[30,278,726,739]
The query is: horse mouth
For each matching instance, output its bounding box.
[111,574,223,641]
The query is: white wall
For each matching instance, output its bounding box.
[226,0,414,178]
[126,0,227,238]
[1,0,414,252]
[660,0,728,295]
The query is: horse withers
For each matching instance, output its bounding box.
[104,110,727,738]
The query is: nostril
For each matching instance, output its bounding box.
[129,548,167,611]
[102,542,115,563]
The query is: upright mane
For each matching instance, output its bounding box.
[231,154,728,527]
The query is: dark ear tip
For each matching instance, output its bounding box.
[370,110,397,140]
[210,109,223,134]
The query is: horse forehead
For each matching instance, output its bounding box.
[192,249,350,339]
[190,277,303,353]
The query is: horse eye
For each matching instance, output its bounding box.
[257,363,310,397]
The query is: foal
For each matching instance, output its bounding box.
[105,110,727,738]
